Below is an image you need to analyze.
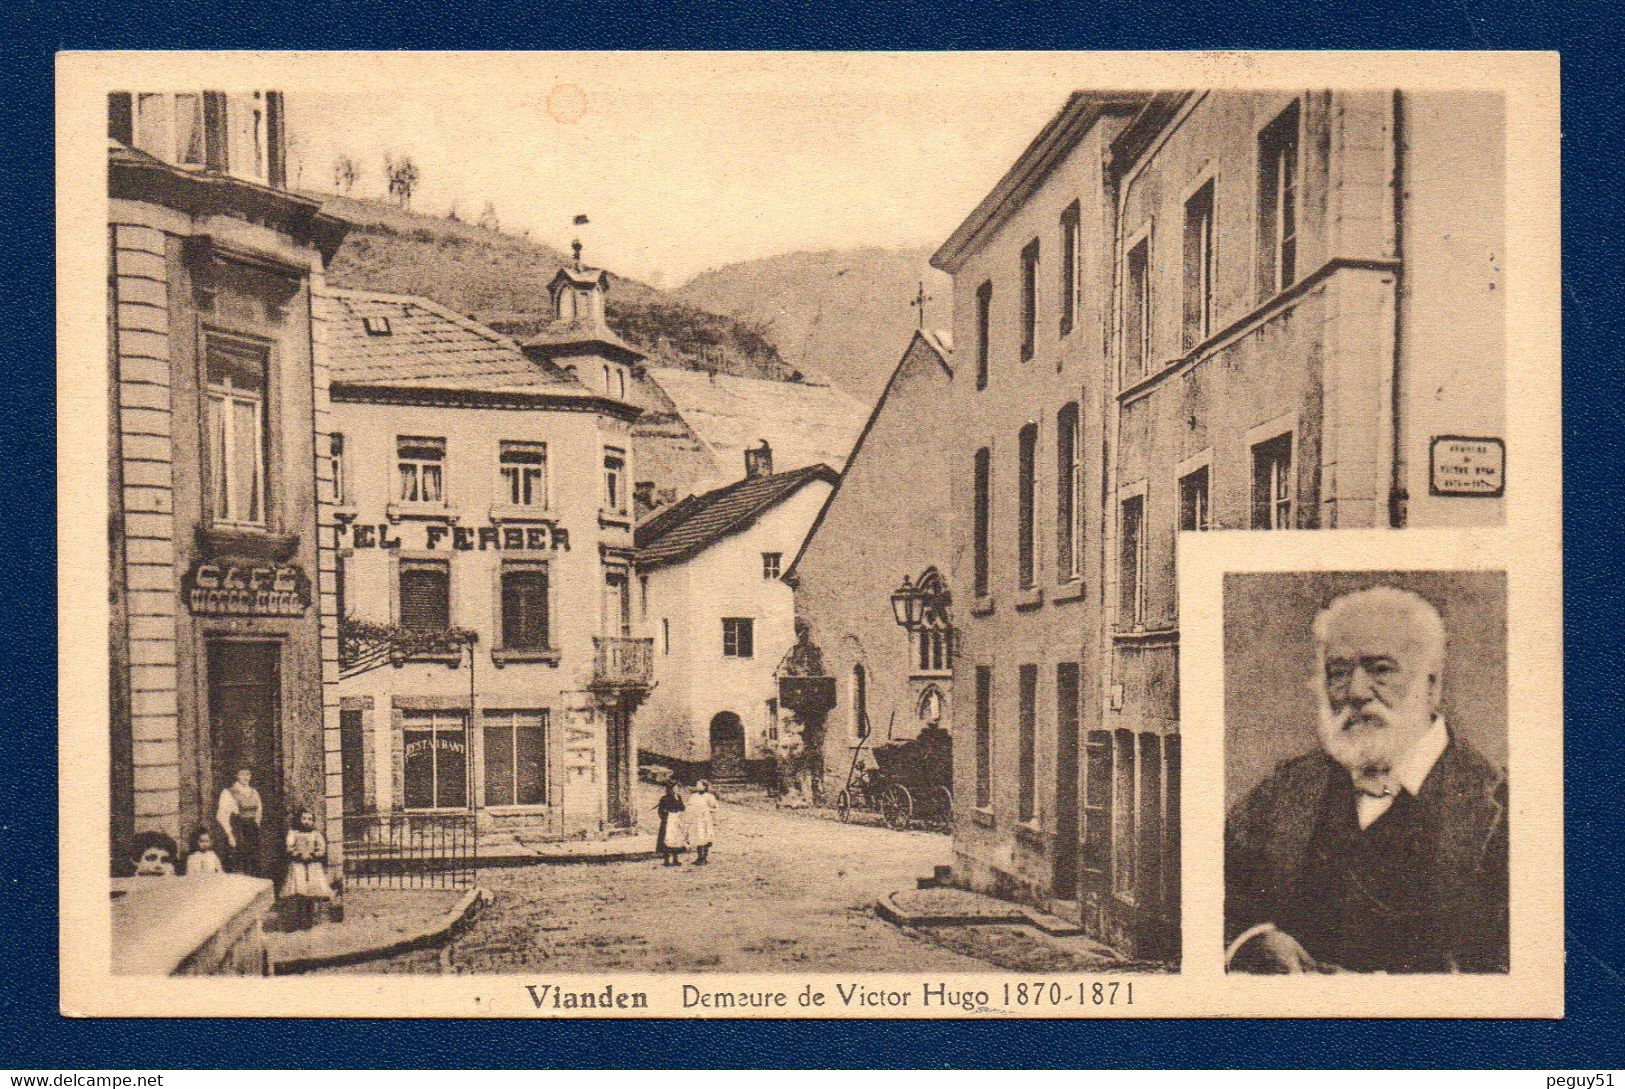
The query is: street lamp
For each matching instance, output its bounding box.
[890,567,950,634]
[890,575,923,631]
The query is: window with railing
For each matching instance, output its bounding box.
[402,709,468,811]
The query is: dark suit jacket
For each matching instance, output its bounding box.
[1225,733,1508,973]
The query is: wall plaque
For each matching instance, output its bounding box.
[1429,435,1505,497]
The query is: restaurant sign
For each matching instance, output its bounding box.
[1429,436,1505,498]
[185,562,311,617]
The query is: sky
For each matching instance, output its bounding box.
[287,54,1095,288]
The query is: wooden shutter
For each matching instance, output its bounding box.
[399,564,449,631]
[108,93,133,145]
[265,91,287,188]
[501,567,549,649]
[203,92,229,173]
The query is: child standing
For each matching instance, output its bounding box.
[281,807,335,930]
[185,827,224,875]
[686,779,720,865]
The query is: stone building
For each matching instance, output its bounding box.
[783,329,956,791]
[931,92,1143,945]
[106,90,350,879]
[635,444,836,782]
[929,88,1507,962]
[324,269,652,842]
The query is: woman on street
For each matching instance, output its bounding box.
[654,781,686,866]
[686,779,720,865]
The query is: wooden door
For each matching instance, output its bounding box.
[207,640,282,879]
[708,712,745,780]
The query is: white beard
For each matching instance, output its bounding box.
[1316,687,1434,787]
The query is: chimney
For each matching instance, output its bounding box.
[744,439,773,480]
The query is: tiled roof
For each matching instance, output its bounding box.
[635,463,837,569]
[322,289,593,397]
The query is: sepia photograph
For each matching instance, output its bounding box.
[57,50,1562,1017]
[1222,571,1508,974]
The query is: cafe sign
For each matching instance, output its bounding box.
[185,562,311,617]
[1429,436,1505,498]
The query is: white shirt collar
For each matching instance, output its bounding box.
[1354,715,1448,830]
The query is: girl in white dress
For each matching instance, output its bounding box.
[185,826,223,875]
[686,780,720,865]
[281,807,335,929]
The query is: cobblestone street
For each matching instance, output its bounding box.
[324,787,994,973]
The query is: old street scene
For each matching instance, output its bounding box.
[105,66,1504,976]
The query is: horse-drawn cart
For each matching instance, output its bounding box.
[836,725,952,830]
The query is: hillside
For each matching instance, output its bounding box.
[311,192,793,381]
[676,247,953,402]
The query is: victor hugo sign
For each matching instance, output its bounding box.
[1429,435,1506,497]
[184,562,312,617]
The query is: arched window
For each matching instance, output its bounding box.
[917,685,944,726]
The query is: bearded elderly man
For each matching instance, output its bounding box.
[1224,586,1509,974]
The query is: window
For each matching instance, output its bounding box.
[1178,465,1211,532]
[1057,402,1080,581]
[330,433,347,505]
[402,709,467,810]
[765,698,780,741]
[973,446,992,598]
[334,552,349,620]
[602,566,631,637]
[1112,731,1137,896]
[603,447,628,515]
[174,92,204,165]
[399,559,450,632]
[397,436,445,504]
[1083,730,1112,875]
[1258,101,1301,296]
[1019,239,1039,361]
[974,280,992,390]
[661,617,670,655]
[1251,433,1294,529]
[500,564,550,650]
[1125,235,1151,380]
[498,440,548,507]
[205,338,268,527]
[483,709,547,807]
[1018,664,1038,822]
[362,315,392,336]
[133,94,169,160]
[974,666,993,808]
[1059,201,1081,336]
[722,617,754,659]
[639,574,649,620]
[1183,179,1216,348]
[761,552,782,580]
[1119,494,1145,627]
[1017,423,1038,588]
[916,629,951,673]
[852,664,869,738]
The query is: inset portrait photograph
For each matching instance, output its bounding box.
[1223,572,1508,974]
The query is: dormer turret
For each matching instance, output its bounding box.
[548,245,610,330]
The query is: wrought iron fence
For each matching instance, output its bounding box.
[341,813,477,890]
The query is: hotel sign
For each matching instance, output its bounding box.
[185,562,311,617]
[1429,436,1505,498]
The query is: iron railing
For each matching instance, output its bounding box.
[341,813,477,890]
[593,636,654,688]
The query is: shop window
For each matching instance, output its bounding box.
[973,446,992,598]
[1125,235,1151,380]
[1178,465,1211,532]
[1057,402,1080,580]
[1082,730,1113,875]
[397,436,445,504]
[403,710,467,810]
[500,564,550,650]
[974,666,993,808]
[1258,100,1301,296]
[974,280,992,390]
[1017,423,1038,589]
[1018,664,1038,822]
[722,617,754,659]
[603,447,628,515]
[761,552,782,580]
[483,709,548,807]
[1250,433,1293,530]
[498,440,548,507]
[1019,238,1039,362]
[1183,179,1216,348]
[399,559,450,632]
[1059,200,1081,336]
[1119,494,1145,626]
[205,337,268,528]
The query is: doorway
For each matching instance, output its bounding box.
[605,706,633,828]
[1053,663,1081,899]
[207,640,282,879]
[708,711,745,780]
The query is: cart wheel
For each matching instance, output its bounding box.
[933,785,954,826]
[882,786,913,830]
[836,790,853,823]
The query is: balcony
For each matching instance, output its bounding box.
[592,636,654,691]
